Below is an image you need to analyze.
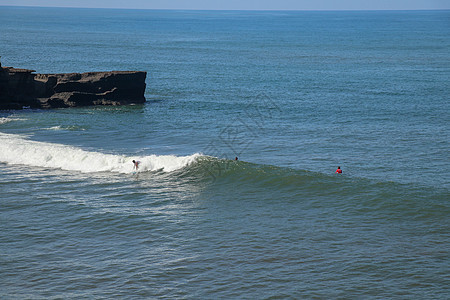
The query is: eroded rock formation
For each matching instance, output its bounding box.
[0,65,146,109]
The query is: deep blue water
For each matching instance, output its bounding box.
[1,6,449,298]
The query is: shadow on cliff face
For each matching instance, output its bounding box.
[0,65,146,110]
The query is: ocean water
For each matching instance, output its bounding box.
[1,6,449,298]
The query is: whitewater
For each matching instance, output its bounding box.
[0,132,201,174]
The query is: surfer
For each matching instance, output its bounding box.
[235,157,238,161]
[335,166,342,174]
[132,160,140,170]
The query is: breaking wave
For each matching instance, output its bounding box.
[0,132,201,174]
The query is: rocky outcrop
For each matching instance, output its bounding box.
[0,64,146,109]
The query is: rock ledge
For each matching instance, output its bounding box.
[0,65,146,109]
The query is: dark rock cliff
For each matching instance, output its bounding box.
[0,65,146,109]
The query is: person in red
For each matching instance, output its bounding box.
[335,166,342,174]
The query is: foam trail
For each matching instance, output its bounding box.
[0,117,24,125]
[0,133,201,174]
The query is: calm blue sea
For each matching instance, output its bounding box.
[1,6,449,298]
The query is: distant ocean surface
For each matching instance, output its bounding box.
[1,6,449,298]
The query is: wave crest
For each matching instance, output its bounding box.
[0,133,201,174]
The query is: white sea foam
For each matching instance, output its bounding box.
[0,132,201,174]
[44,125,86,131]
[45,126,64,130]
[0,117,24,125]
